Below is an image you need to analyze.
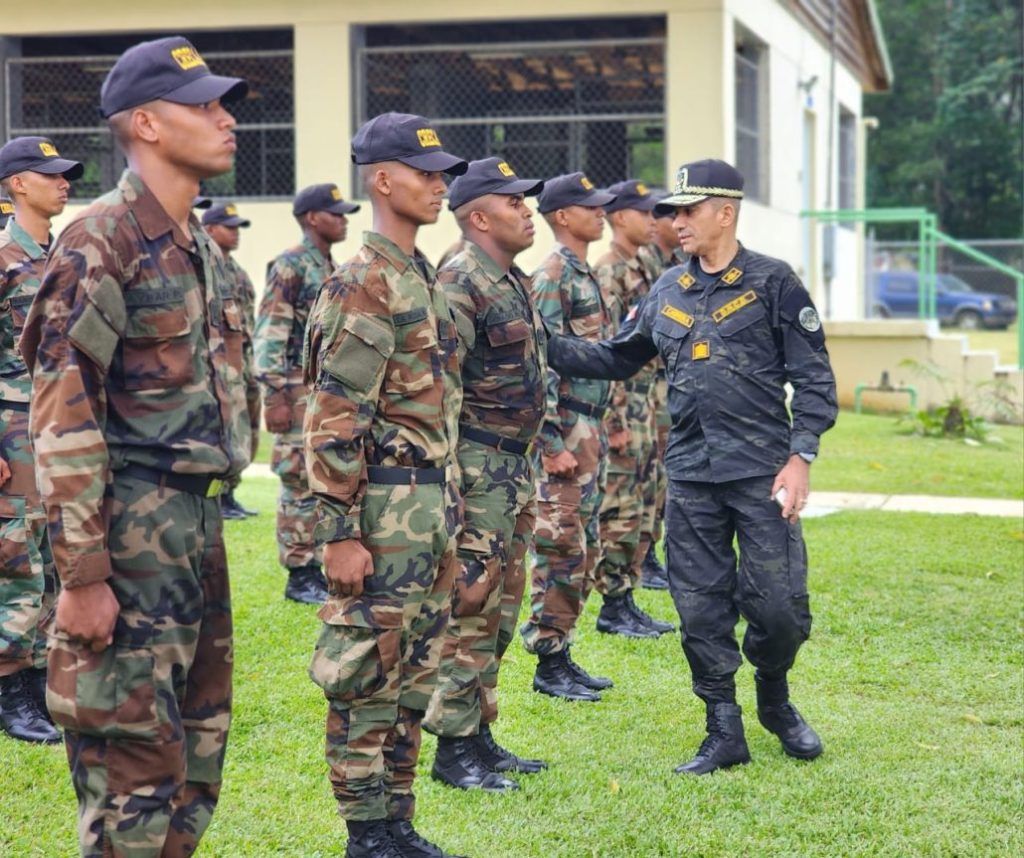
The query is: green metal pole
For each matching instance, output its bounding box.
[927,216,938,320]
[917,214,927,319]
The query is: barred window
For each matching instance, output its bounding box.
[735,28,768,203]
[838,106,857,214]
[3,30,294,200]
[354,18,666,192]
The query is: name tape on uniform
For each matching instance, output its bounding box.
[712,290,758,323]
[661,304,694,328]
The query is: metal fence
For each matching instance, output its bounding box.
[355,36,665,188]
[869,238,1023,300]
[4,50,295,199]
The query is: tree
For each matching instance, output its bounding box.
[865,0,1023,239]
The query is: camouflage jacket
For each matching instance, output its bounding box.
[437,237,471,271]
[638,242,686,286]
[255,235,334,411]
[595,242,659,428]
[440,240,546,445]
[19,170,251,588]
[531,244,615,456]
[222,252,260,430]
[304,231,461,543]
[545,245,838,483]
[0,220,46,407]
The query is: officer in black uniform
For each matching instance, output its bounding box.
[545,159,838,775]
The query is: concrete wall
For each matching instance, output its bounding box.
[826,320,1024,422]
[7,0,875,306]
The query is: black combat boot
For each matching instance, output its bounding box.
[756,672,823,759]
[624,590,676,634]
[345,819,403,858]
[596,595,660,638]
[284,565,328,604]
[222,488,258,518]
[24,666,49,711]
[641,545,670,590]
[473,722,547,774]
[674,702,751,775]
[533,650,601,702]
[0,671,61,744]
[388,820,467,858]
[431,735,519,791]
[564,646,613,690]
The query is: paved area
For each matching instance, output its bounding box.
[243,463,1023,519]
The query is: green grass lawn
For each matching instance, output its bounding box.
[814,411,1023,499]
[2,478,1022,856]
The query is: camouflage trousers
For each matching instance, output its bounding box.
[310,478,458,822]
[424,440,536,737]
[521,410,605,656]
[665,476,812,705]
[47,473,232,858]
[1,406,56,676]
[271,423,321,570]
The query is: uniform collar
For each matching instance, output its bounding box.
[684,243,747,288]
[119,170,200,252]
[364,230,434,280]
[610,240,643,273]
[556,242,590,274]
[300,234,330,268]
[465,239,510,284]
[3,219,47,261]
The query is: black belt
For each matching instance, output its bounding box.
[118,463,227,498]
[459,424,532,456]
[366,465,446,485]
[557,396,607,420]
[624,382,651,395]
[0,399,29,413]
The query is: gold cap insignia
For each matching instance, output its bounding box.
[38,142,59,157]
[580,176,594,190]
[330,187,342,200]
[171,46,207,71]
[417,128,441,148]
[225,205,238,216]
[636,182,649,195]
[497,161,515,177]
[0,201,13,215]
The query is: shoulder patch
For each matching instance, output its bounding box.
[798,306,822,332]
[660,304,694,328]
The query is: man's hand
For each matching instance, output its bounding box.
[608,429,631,453]
[264,401,292,434]
[541,449,578,479]
[0,456,10,488]
[323,539,375,597]
[771,455,811,523]
[55,581,120,652]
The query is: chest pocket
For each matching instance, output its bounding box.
[652,312,692,377]
[120,289,193,392]
[385,306,438,395]
[568,299,602,340]
[322,314,395,394]
[221,298,245,372]
[483,308,532,371]
[9,294,34,342]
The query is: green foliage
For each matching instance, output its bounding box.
[2,484,1021,856]
[866,0,1023,239]
[895,357,1020,440]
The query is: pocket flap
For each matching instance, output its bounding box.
[485,317,531,347]
[318,594,404,629]
[343,314,395,358]
[124,301,190,340]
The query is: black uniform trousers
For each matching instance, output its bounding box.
[664,475,812,704]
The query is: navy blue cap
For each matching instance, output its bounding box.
[293,183,361,217]
[447,157,543,210]
[645,187,674,218]
[655,159,744,213]
[0,196,12,228]
[604,179,658,213]
[0,136,84,181]
[100,36,248,119]
[537,172,616,215]
[202,202,250,228]
[352,112,467,176]
[193,195,213,209]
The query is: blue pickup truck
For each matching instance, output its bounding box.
[871,271,1018,329]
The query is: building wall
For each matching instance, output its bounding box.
[10,0,872,315]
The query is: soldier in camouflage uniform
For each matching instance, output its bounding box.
[545,159,837,777]
[20,37,251,856]
[636,190,688,591]
[422,158,548,793]
[0,136,82,744]
[517,173,619,703]
[256,183,359,603]
[202,201,261,519]
[303,113,467,858]
[591,179,675,640]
